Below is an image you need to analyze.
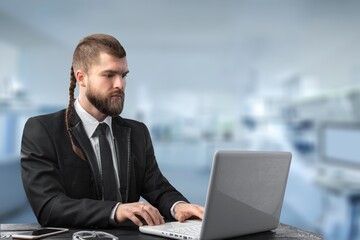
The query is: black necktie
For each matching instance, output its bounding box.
[96,123,118,201]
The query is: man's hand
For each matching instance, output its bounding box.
[174,202,204,222]
[115,202,165,226]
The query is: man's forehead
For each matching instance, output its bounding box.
[95,52,128,69]
[98,52,127,62]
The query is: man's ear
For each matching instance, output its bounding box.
[75,70,86,87]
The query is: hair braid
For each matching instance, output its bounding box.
[65,66,85,160]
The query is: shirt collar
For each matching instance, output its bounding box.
[74,98,113,139]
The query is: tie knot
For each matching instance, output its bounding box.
[96,123,108,136]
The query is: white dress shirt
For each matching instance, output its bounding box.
[74,99,121,196]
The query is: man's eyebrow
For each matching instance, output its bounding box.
[101,69,129,75]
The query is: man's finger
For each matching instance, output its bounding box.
[143,204,164,225]
[175,204,205,222]
[127,213,144,226]
[192,205,204,219]
[137,204,156,226]
[115,202,165,226]
[138,203,166,226]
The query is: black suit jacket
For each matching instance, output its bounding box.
[20,108,188,228]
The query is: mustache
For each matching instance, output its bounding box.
[110,89,125,97]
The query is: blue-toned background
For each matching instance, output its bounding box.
[1,1,360,239]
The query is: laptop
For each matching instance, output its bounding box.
[139,150,292,240]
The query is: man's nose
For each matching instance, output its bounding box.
[114,76,126,89]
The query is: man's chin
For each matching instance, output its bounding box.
[105,107,123,117]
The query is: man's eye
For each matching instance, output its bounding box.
[106,73,114,78]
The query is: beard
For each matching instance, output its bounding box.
[86,87,125,117]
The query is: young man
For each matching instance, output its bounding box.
[21,34,203,228]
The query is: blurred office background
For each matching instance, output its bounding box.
[1,0,360,239]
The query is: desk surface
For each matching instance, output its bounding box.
[1,223,322,240]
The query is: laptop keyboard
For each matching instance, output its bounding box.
[169,225,201,236]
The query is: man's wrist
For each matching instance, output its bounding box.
[170,201,187,219]
[110,202,122,225]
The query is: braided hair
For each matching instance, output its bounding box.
[65,34,126,160]
[65,66,85,160]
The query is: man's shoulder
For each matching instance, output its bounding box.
[29,109,66,120]
[114,116,145,128]
[27,109,66,126]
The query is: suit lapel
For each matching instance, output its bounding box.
[69,109,103,199]
[112,117,131,203]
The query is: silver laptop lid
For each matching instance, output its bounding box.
[200,150,292,240]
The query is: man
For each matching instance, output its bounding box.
[21,34,204,228]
